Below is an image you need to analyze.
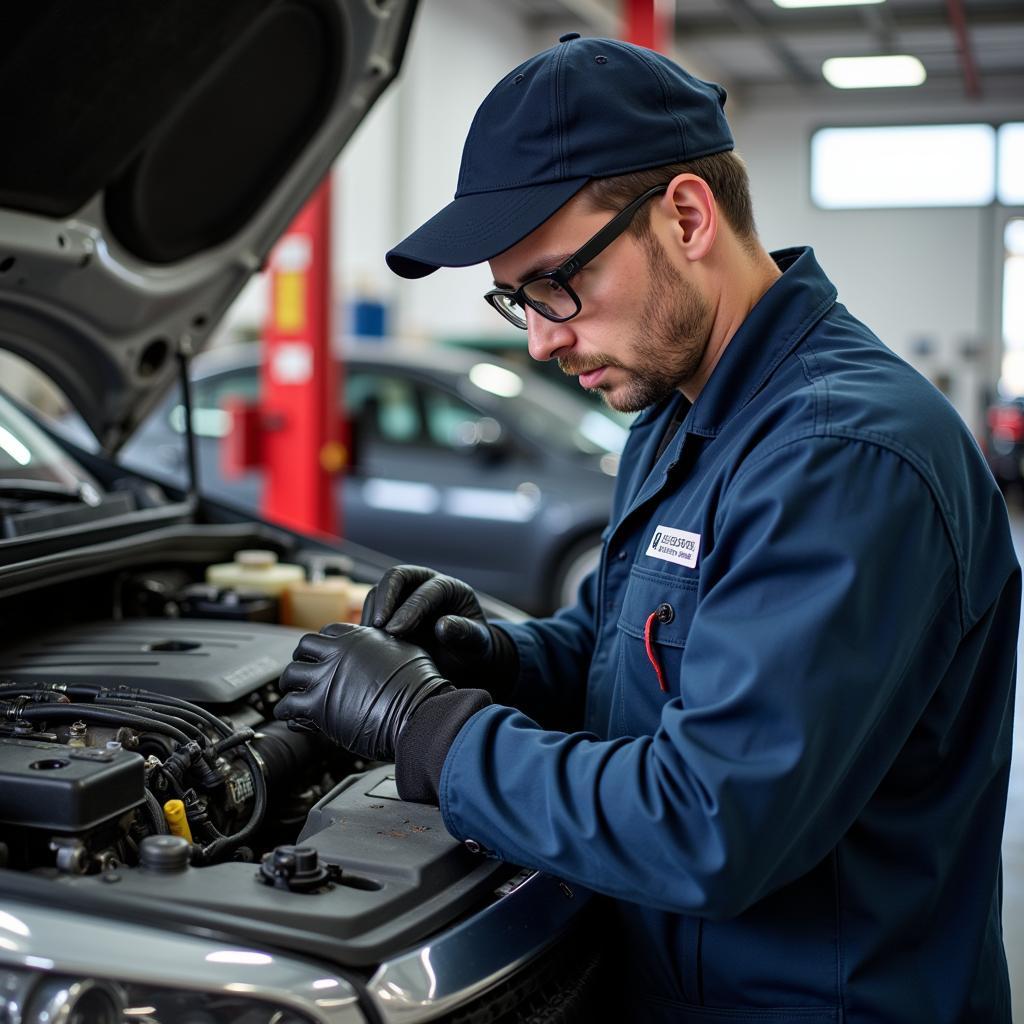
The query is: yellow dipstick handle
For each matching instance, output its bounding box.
[163,799,193,843]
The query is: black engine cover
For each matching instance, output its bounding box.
[0,619,305,704]
[0,738,144,832]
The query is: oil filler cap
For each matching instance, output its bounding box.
[259,844,330,893]
[139,834,191,873]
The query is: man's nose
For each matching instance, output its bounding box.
[526,309,576,362]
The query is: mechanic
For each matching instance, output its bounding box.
[275,34,1019,1022]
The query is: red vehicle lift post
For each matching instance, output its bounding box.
[623,0,670,52]
[259,179,345,537]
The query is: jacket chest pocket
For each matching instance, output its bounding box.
[613,568,699,736]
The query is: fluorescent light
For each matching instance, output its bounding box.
[775,0,883,6]
[822,55,926,89]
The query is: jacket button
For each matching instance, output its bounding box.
[617,550,628,561]
[464,839,483,854]
[656,603,674,623]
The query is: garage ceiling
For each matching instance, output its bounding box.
[514,0,1024,106]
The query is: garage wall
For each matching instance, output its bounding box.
[329,5,1024,431]
[335,0,536,342]
[729,89,1024,432]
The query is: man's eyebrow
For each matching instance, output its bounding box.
[492,252,574,290]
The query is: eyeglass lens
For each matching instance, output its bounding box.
[490,276,579,327]
[491,292,528,326]
[522,277,577,320]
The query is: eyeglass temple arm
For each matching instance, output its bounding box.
[563,183,671,276]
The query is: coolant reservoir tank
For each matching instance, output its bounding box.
[205,549,304,596]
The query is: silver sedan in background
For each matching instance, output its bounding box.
[121,341,628,613]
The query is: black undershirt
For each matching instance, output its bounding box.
[653,398,690,462]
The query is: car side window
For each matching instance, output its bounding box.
[346,372,494,452]
[421,386,497,450]
[169,368,260,438]
[346,372,424,445]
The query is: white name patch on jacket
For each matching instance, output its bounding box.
[646,525,701,568]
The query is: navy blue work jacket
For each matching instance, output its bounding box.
[438,248,1019,1022]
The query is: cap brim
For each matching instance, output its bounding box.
[386,177,590,279]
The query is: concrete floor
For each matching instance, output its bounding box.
[1005,510,1024,1017]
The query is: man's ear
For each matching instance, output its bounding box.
[658,173,717,261]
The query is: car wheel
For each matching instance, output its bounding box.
[552,534,603,612]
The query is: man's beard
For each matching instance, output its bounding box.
[559,236,713,413]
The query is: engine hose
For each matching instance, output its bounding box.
[98,696,263,811]
[14,705,191,746]
[27,684,101,700]
[149,764,185,801]
[105,687,234,738]
[128,693,247,784]
[196,744,268,864]
[143,789,170,836]
[0,681,70,694]
[182,795,221,845]
[4,690,210,747]
[62,684,102,699]
[93,697,209,746]
[248,720,326,791]
[96,692,211,729]
[0,683,106,704]
[0,687,69,703]
[212,729,256,755]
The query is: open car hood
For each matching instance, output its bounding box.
[0,0,416,453]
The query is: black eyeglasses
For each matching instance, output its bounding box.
[484,183,670,330]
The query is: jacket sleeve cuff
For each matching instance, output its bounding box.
[395,688,491,803]
[491,621,544,706]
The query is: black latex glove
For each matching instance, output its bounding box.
[274,621,453,762]
[360,565,519,700]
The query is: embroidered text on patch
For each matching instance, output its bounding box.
[646,525,701,568]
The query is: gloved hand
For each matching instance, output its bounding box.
[361,565,518,701]
[273,621,453,762]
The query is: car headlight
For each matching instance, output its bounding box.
[1,968,319,1023]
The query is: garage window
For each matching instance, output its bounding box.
[811,124,997,209]
[1000,218,1024,396]
[998,123,1024,205]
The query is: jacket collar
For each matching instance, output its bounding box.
[618,248,837,519]
[683,246,837,436]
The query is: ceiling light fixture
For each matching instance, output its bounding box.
[822,55,927,89]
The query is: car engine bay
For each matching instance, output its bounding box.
[0,523,519,965]
[0,616,336,871]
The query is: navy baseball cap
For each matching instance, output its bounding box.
[386,33,733,279]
